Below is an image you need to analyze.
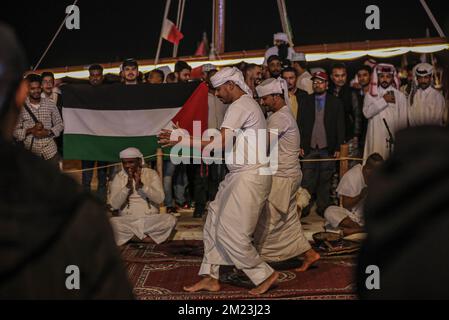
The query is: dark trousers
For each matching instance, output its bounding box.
[301,148,335,216]
[193,163,227,216]
[81,160,109,200]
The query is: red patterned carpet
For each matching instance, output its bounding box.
[121,240,357,300]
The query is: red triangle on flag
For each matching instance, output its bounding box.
[161,19,184,45]
[194,41,206,56]
[172,82,209,135]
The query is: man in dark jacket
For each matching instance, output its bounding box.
[299,71,345,217]
[0,23,133,299]
[328,63,355,142]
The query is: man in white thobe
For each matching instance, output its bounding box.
[263,32,296,65]
[254,78,320,271]
[363,64,408,160]
[158,67,279,295]
[291,52,314,94]
[324,153,384,236]
[109,147,177,246]
[408,62,446,127]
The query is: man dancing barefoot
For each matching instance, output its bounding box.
[158,67,278,295]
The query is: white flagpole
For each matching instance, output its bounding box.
[173,0,185,58]
[155,0,172,66]
[33,0,79,70]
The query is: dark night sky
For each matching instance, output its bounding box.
[1,0,449,69]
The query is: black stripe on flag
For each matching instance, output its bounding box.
[61,81,201,110]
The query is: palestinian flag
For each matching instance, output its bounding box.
[62,81,208,161]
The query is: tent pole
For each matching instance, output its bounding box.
[419,0,446,38]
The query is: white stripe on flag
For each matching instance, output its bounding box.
[63,107,181,137]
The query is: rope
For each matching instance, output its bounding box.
[33,0,79,70]
[62,153,363,174]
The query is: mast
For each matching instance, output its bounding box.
[213,0,225,55]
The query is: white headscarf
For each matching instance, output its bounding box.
[410,63,435,105]
[414,62,433,80]
[119,147,144,165]
[256,77,291,110]
[210,67,252,96]
[273,32,289,43]
[369,63,400,97]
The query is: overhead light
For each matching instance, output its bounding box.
[52,43,448,79]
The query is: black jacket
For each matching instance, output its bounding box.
[298,93,345,155]
[0,138,133,299]
[328,84,355,141]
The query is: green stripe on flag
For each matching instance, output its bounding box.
[64,134,202,162]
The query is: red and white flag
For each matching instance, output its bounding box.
[161,19,184,45]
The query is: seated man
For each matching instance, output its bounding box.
[109,147,177,246]
[324,153,384,236]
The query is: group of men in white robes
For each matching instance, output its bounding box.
[363,62,446,160]
[158,67,320,295]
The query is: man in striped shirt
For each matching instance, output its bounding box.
[14,74,64,166]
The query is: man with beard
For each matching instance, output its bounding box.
[175,60,192,83]
[108,147,177,246]
[329,63,356,143]
[121,58,139,85]
[244,63,263,97]
[267,55,283,79]
[81,64,109,201]
[281,66,308,122]
[363,64,408,159]
[264,32,295,66]
[299,71,345,217]
[408,62,446,127]
[254,77,320,271]
[192,69,228,218]
[0,23,133,299]
[352,65,372,151]
[14,74,64,167]
[158,67,278,295]
[324,153,384,236]
[291,52,313,94]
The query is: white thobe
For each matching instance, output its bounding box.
[263,46,296,65]
[254,106,311,262]
[324,164,366,228]
[408,87,446,127]
[199,94,274,286]
[108,168,177,246]
[363,86,408,160]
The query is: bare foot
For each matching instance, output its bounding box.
[142,236,156,244]
[342,227,364,237]
[183,276,221,292]
[295,249,320,272]
[248,271,279,296]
